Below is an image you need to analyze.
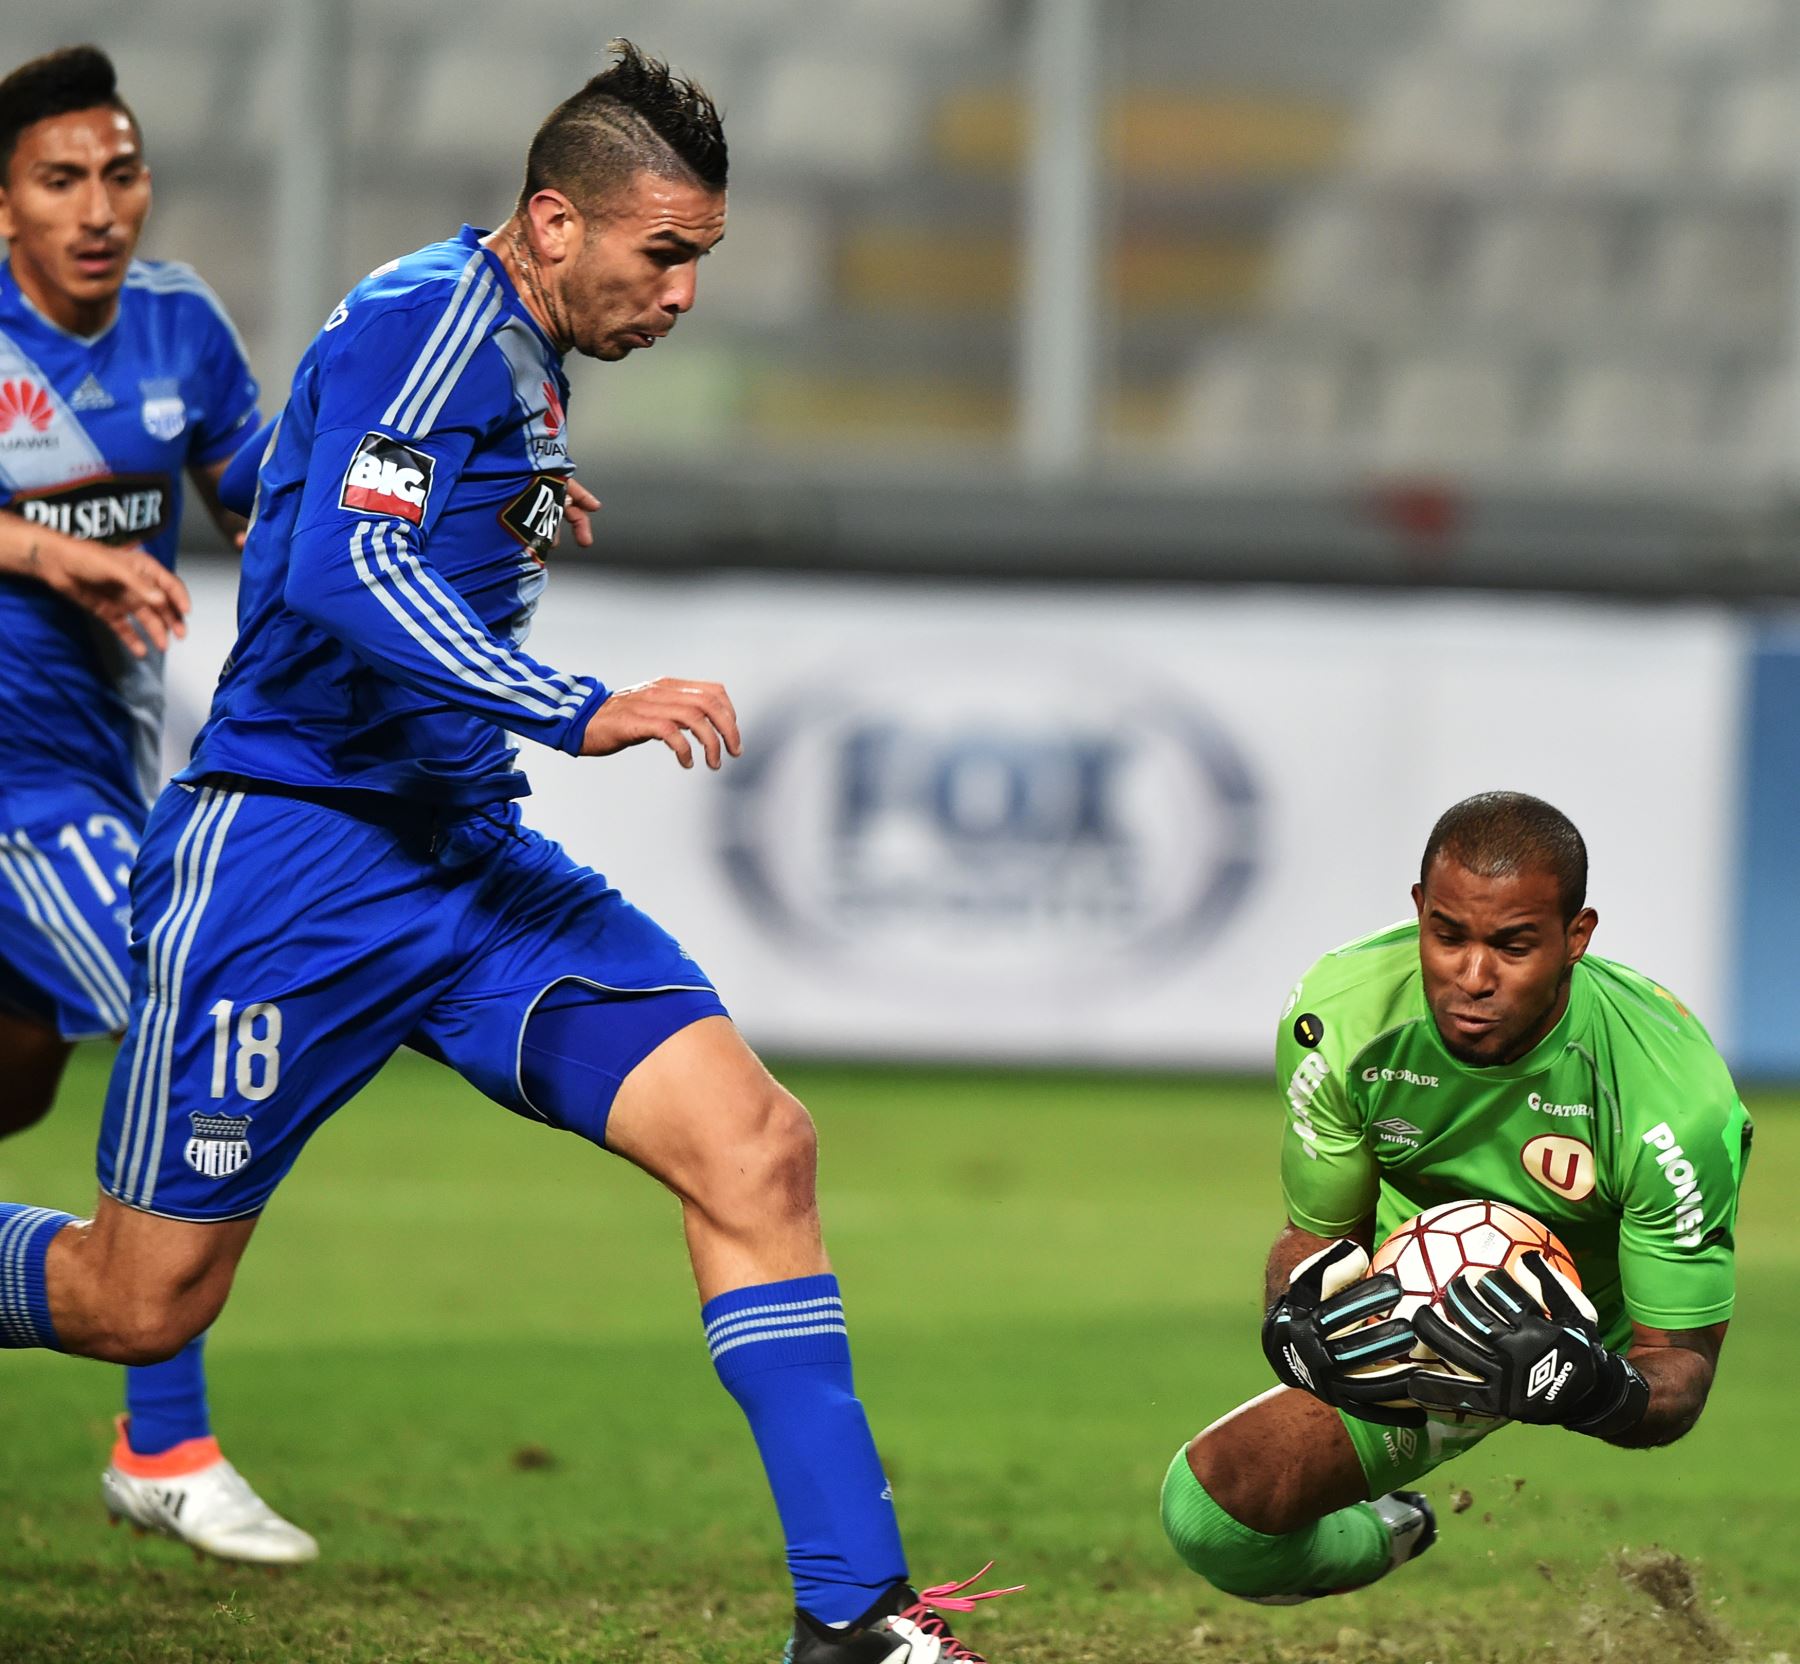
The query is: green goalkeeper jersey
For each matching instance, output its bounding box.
[1277,922,1752,1351]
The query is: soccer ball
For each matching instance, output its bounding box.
[1353,1198,1586,1418]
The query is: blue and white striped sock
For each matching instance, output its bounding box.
[0,1204,76,1350]
[704,1273,907,1625]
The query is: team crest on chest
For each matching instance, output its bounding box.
[140,377,187,441]
[184,1111,252,1179]
[1521,1132,1596,1201]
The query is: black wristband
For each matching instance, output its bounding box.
[1565,1355,1651,1440]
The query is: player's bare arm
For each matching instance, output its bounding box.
[581,677,742,769]
[1611,1320,1726,1448]
[189,454,249,548]
[1263,1219,1372,1306]
[0,510,189,654]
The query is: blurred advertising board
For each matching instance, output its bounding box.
[167,570,1743,1070]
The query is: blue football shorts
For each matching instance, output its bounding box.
[96,779,726,1222]
[0,780,143,1040]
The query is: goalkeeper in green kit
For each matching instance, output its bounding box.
[1161,791,1752,1605]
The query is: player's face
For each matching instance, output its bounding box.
[0,106,149,330]
[561,172,725,362]
[1412,858,1597,1066]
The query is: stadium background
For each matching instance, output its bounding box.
[3,3,1798,1660]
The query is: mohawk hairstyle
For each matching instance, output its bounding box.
[0,44,137,178]
[1421,791,1589,922]
[520,39,726,218]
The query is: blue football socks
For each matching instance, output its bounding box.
[0,1204,76,1349]
[704,1273,907,1625]
[125,1334,214,1455]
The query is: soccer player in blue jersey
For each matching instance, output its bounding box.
[0,45,316,1564]
[0,41,1012,1662]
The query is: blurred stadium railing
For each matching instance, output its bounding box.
[7,0,1799,587]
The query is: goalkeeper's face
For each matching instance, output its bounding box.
[1412,857,1597,1067]
[0,106,149,320]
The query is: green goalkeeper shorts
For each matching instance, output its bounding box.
[1338,1407,1501,1492]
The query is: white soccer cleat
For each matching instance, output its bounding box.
[102,1417,319,1565]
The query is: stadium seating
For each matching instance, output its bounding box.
[15,0,1792,481]
[1171,0,1800,486]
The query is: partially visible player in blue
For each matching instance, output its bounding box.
[0,41,1014,1663]
[0,45,316,1564]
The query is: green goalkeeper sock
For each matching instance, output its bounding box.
[1159,1446,1390,1600]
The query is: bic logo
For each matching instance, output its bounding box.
[339,431,436,524]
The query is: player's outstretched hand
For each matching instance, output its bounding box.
[36,535,191,657]
[1261,1238,1426,1428]
[564,477,601,548]
[580,678,742,770]
[1410,1250,1649,1435]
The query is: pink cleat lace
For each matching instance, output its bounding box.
[890,1564,1023,1662]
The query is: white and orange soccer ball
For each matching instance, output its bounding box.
[1355,1198,1593,1418]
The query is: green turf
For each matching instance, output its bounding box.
[0,1049,1792,1662]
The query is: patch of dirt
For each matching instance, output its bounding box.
[1612,1547,1729,1659]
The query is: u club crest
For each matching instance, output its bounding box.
[1521,1133,1596,1202]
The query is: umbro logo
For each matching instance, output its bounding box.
[71,374,114,411]
[1373,1116,1424,1145]
[1527,1350,1574,1400]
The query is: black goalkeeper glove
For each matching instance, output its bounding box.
[1261,1238,1425,1429]
[1410,1250,1650,1437]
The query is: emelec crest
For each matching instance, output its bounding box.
[185,1112,252,1179]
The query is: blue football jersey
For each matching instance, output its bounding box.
[185,227,606,809]
[0,259,259,813]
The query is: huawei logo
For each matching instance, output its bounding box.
[0,379,54,434]
[541,379,564,436]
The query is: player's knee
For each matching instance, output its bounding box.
[709,1083,818,1224]
[1186,1428,1320,1537]
[0,1025,71,1139]
[97,1300,209,1367]
[0,1087,56,1139]
[1161,1444,1289,1596]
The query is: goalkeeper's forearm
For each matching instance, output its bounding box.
[1604,1335,1721,1449]
[1263,1220,1371,1308]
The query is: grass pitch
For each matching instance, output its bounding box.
[0,1049,1792,1662]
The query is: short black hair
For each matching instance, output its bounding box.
[1421,791,1588,921]
[0,45,138,180]
[519,39,726,219]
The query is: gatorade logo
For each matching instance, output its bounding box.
[340,432,435,524]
